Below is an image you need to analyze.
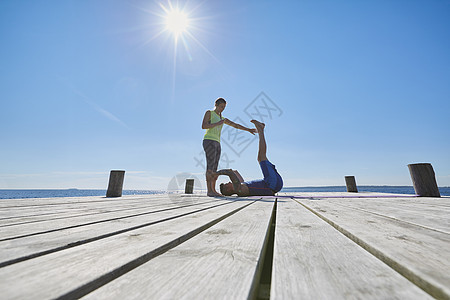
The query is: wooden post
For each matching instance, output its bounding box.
[106,170,125,197]
[185,179,194,194]
[345,176,358,193]
[408,163,440,197]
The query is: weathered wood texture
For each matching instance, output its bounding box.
[0,198,222,266]
[308,196,450,233]
[0,195,254,299]
[185,178,194,194]
[106,170,125,197]
[0,192,448,299]
[297,197,450,299]
[408,163,441,197]
[345,175,358,192]
[83,199,275,299]
[277,191,410,198]
[271,198,431,299]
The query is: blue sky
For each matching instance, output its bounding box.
[1,0,449,190]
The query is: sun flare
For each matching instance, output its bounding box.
[164,9,189,38]
[146,1,221,100]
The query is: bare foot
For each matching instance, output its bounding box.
[207,192,223,197]
[250,120,265,131]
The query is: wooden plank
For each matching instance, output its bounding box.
[0,195,177,222]
[297,198,450,299]
[0,196,214,240]
[0,195,172,218]
[82,199,275,299]
[283,192,450,207]
[0,203,160,226]
[0,194,165,208]
[278,192,403,198]
[318,197,450,233]
[0,199,255,299]
[0,198,230,266]
[0,194,214,223]
[271,198,432,299]
[0,197,215,227]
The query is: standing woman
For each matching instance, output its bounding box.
[202,98,256,196]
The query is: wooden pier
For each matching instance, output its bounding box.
[0,192,448,299]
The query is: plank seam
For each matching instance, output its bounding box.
[53,200,257,300]
[332,202,450,235]
[292,198,448,300]
[247,199,277,300]
[0,201,238,268]
[0,200,226,242]
[0,199,218,228]
[0,197,171,209]
[0,200,199,221]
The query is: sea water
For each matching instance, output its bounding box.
[0,186,449,199]
[0,189,165,200]
[282,186,450,196]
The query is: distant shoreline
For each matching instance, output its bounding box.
[1,185,448,190]
[1,186,449,199]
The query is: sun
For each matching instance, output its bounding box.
[164,8,190,38]
[143,1,221,100]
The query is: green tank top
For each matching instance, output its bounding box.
[204,110,225,143]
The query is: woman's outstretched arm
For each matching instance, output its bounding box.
[224,118,256,134]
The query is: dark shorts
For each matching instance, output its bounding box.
[203,139,221,171]
[244,160,283,195]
